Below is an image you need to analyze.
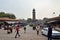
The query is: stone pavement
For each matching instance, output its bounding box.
[0,25,59,40]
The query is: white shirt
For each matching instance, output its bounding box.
[36,26,40,31]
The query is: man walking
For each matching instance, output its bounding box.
[9,25,13,33]
[24,26,26,33]
[48,24,52,40]
[15,24,20,38]
[36,25,40,35]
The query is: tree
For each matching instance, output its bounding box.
[0,12,16,19]
[5,13,16,19]
[27,18,32,23]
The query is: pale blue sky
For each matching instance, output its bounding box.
[0,0,60,19]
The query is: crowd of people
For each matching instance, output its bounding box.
[0,24,53,40]
[1,24,26,38]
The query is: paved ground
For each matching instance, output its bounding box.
[0,25,60,40]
